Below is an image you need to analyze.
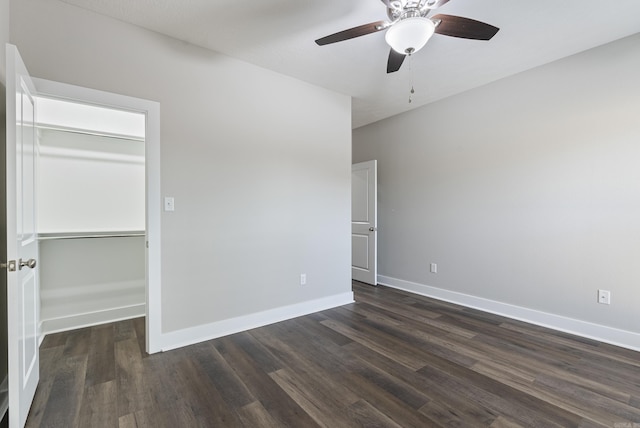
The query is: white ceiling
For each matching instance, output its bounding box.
[59,0,640,128]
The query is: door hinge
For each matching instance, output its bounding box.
[1,260,17,272]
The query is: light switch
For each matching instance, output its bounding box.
[164,197,175,212]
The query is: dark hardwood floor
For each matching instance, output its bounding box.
[27,282,640,427]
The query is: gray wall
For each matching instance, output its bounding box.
[11,0,352,337]
[353,34,640,334]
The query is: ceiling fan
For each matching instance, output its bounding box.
[315,0,499,73]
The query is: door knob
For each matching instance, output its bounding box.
[369,227,377,232]
[19,258,37,270]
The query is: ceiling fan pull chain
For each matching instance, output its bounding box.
[408,54,415,103]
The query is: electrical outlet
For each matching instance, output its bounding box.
[597,289,611,305]
[430,263,437,274]
[300,274,307,286]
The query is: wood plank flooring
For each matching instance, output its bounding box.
[27,282,640,427]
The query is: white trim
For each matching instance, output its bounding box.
[32,78,162,354]
[40,303,145,335]
[145,100,162,354]
[378,275,640,352]
[157,292,355,352]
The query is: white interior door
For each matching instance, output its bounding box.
[351,160,377,285]
[5,44,40,428]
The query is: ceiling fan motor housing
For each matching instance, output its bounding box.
[387,0,435,21]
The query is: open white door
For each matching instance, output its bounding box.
[5,44,40,428]
[351,160,377,285]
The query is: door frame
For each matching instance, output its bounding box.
[32,78,162,354]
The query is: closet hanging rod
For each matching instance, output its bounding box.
[38,231,145,241]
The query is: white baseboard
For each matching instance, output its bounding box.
[40,303,146,335]
[158,292,355,352]
[378,275,640,352]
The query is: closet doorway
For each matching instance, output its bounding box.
[33,78,161,353]
[37,96,146,333]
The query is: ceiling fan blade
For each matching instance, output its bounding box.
[315,21,389,46]
[387,49,406,73]
[432,14,499,40]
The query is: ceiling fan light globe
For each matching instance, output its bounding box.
[385,17,435,55]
